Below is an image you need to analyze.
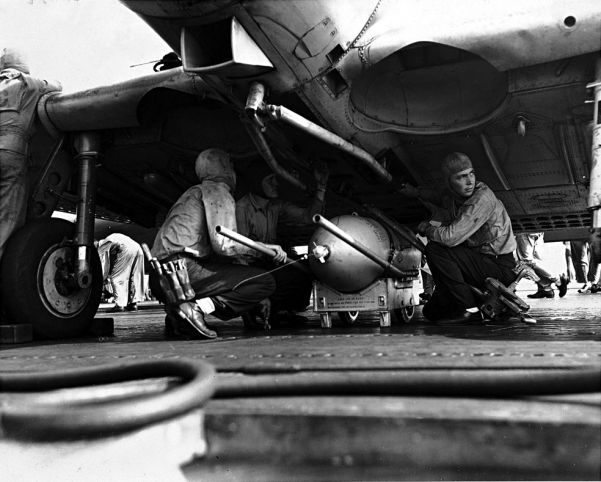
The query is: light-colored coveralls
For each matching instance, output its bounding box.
[98,233,145,308]
[0,62,61,259]
[515,232,557,291]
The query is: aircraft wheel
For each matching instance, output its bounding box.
[391,305,415,323]
[0,218,101,339]
[338,311,359,325]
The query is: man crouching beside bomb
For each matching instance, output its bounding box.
[149,148,286,339]
[400,152,517,325]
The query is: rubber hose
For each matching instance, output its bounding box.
[215,367,601,398]
[2,365,598,440]
[0,359,216,440]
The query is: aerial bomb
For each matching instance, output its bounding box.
[309,214,419,293]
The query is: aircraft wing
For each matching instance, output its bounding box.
[31,0,601,244]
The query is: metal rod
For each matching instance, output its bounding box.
[215,225,310,274]
[557,124,577,185]
[312,214,407,279]
[364,205,426,253]
[479,133,511,190]
[30,134,65,200]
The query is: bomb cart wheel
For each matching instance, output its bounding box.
[391,305,415,323]
[337,311,359,325]
[0,218,102,339]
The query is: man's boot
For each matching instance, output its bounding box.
[527,286,554,298]
[170,302,217,339]
[556,274,569,298]
[242,298,272,330]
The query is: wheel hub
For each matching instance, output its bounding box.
[39,245,91,316]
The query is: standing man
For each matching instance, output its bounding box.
[0,48,62,260]
[401,152,517,325]
[236,160,329,322]
[97,233,145,313]
[515,232,569,298]
[151,148,284,339]
[570,240,600,293]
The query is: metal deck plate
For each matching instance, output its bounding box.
[1,289,599,480]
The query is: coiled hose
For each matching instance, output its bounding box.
[2,363,599,440]
[0,359,215,439]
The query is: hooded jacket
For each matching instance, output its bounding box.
[152,152,256,261]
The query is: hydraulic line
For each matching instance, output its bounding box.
[265,103,395,186]
[0,359,216,440]
[244,121,308,192]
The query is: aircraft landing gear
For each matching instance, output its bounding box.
[0,218,102,338]
[0,132,102,339]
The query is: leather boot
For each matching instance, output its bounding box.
[527,289,554,299]
[556,274,569,298]
[242,299,271,330]
[435,310,484,326]
[170,302,217,339]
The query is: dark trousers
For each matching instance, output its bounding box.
[570,241,599,284]
[423,242,516,320]
[150,258,275,318]
[268,262,313,313]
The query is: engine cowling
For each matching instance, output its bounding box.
[309,215,414,293]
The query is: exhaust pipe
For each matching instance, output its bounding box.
[265,104,395,187]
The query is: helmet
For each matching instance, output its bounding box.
[441,152,472,182]
[195,148,236,190]
[0,48,30,74]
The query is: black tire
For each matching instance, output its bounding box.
[0,218,101,338]
[337,311,359,325]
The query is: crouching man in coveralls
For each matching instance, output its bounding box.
[150,148,286,338]
[401,152,517,325]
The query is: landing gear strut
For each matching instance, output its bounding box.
[0,133,102,338]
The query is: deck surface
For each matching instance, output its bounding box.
[1,286,599,372]
[1,285,600,480]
